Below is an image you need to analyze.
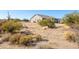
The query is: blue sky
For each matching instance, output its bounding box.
[0,10,78,19]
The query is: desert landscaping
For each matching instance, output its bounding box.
[0,11,79,49]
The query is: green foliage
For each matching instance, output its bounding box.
[19,35,33,45]
[1,20,22,33]
[19,34,43,45]
[62,12,79,25]
[31,35,43,41]
[8,33,43,46]
[38,19,55,28]
[38,20,48,26]
[8,33,33,45]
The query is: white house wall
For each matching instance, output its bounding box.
[31,15,42,22]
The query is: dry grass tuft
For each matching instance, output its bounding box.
[64,31,76,42]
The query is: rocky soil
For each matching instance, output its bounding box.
[0,22,78,49]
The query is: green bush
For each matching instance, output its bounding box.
[31,34,43,42]
[62,12,79,25]
[38,20,48,26]
[38,19,55,28]
[1,20,22,33]
[8,34,33,45]
[19,34,43,45]
[19,35,33,45]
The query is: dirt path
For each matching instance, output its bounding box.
[22,22,78,48]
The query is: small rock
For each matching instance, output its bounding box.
[42,26,48,30]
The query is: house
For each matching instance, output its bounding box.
[30,14,53,23]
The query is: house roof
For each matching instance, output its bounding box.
[30,14,52,20]
[36,14,52,18]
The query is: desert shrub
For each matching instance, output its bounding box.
[19,35,34,45]
[19,34,43,45]
[8,33,43,46]
[38,19,55,28]
[47,20,55,28]
[31,34,43,42]
[39,20,47,26]
[64,31,79,46]
[0,33,11,44]
[9,33,22,44]
[64,31,76,42]
[0,20,22,33]
[34,35,43,41]
[62,12,79,26]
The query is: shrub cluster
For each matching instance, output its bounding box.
[64,31,79,44]
[8,33,43,46]
[0,20,22,33]
[64,31,76,42]
[38,19,55,28]
[0,20,43,46]
[62,12,79,26]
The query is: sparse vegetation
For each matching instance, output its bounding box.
[38,19,55,28]
[34,35,43,41]
[19,34,43,46]
[7,33,43,46]
[64,31,76,42]
[1,11,79,48]
[62,12,79,29]
[0,20,22,33]
[19,35,34,45]
[64,31,79,47]
[62,12,79,46]
[8,33,22,44]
